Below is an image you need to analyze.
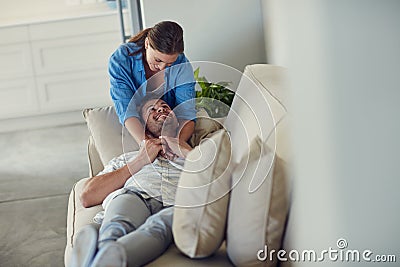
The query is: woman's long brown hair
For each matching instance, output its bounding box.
[127,21,184,56]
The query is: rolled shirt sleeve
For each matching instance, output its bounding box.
[165,57,196,121]
[109,44,144,124]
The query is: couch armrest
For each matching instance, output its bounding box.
[64,178,103,267]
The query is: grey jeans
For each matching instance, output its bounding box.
[100,192,173,266]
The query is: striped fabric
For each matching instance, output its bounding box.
[100,151,184,210]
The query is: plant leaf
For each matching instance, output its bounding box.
[194,67,200,80]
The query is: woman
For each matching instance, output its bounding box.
[109,21,196,152]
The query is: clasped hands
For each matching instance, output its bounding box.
[137,135,192,165]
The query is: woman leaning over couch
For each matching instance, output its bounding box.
[109,21,196,155]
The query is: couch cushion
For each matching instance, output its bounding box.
[173,129,232,258]
[87,135,104,177]
[224,64,289,163]
[226,136,290,267]
[83,106,139,165]
[246,64,291,163]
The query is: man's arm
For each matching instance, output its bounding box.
[80,160,144,208]
[80,138,163,208]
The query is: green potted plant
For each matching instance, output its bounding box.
[194,67,235,118]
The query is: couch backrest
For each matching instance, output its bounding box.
[222,64,293,265]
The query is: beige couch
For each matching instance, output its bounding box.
[64,64,292,267]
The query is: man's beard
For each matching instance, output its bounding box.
[147,117,177,137]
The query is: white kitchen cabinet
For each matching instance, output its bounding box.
[31,32,118,75]
[0,43,33,79]
[0,25,30,45]
[0,78,39,118]
[0,13,119,123]
[0,25,37,119]
[36,69,111,112]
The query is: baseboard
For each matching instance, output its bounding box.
[0,111,86,133]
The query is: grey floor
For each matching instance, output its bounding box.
[0,124,89,267]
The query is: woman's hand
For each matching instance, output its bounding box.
[160,136,192,159]
[159,149,176,161]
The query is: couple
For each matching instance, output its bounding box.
[70,94,194,267]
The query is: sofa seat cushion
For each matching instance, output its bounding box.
[147,243,232,266]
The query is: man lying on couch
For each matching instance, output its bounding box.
[70,94,194,267]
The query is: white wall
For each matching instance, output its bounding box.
[264,1,400,265]
[262,0,289,65]
[141,0,266,72]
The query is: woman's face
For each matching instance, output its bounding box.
[145,38,179,72]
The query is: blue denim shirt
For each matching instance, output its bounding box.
[109,42,196,125]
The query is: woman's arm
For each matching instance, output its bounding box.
[125,117,147,144]
[178,119,195,142]
[171,55,197,140]
[109,44,146,126]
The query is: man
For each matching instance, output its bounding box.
[70,94,193,267]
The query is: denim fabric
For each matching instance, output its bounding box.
[117,207,174,267]
[108,42,196,125]
[92,193,173,267]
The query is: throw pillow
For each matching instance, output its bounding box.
[226,136,290,267]
[173,129,233,258]
[224,64,288,164]
[83,106,139,165]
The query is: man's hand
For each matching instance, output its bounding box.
[160,136,192,159]
[135,138,163,167]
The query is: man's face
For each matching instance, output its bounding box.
[140,99,179,137]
